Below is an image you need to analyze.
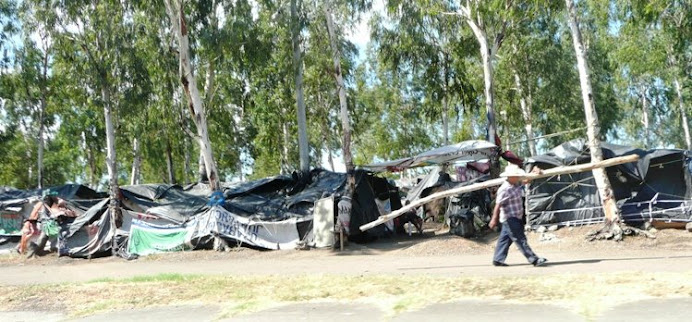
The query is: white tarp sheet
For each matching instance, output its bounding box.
[187,206,307,250]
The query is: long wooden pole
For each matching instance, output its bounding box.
[359,154,640,232]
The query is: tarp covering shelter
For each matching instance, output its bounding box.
[525,139,692,226]
[0,185,105,236]
[2,169,399,257]
[362,140,499,172]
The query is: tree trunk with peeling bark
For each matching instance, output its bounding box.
[198,149,207,182]
[324,5,353,180]
[164,0,220,191]
[291,0,310,173]
[130,137,141,185]
[102,82,119,214]
[566,0,620,228]
[456,3,504,177]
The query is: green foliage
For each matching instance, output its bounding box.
[1,0,691,187]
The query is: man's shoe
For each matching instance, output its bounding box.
[492,261,509,267]
[533,258,547,267]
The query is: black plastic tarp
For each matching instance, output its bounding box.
[526,139,692,226]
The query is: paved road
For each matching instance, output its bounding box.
[2,298,690,322]
[1,250,692,286]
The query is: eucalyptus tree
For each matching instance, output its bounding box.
[565,0,620,233]
[291,0,310,172]
[621,0,692,149]
[611,17,667,148]
[323,2,356,174]
[372,1,479,149]
[0,0,58,189]
[163,0,221,190]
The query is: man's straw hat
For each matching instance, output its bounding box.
[500,164,526,178]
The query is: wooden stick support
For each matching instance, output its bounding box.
[359,154,640,232]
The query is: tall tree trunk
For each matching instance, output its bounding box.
[479,41,497,146]
[566,0,619,224]
[324,5,353,177]
[513,68,537,156]
[291,0,310,172]
[166,139,176,184]
[37,111,45,189]
[101,83,119,217]
[442,53,450,146]
[198,149,207,182]
[640,85,650,148]
[442,96,449,145]
[674,78,691,150]
[165,0,220,191]
[183,136,191,184]
[37,49,49,189]
[458,3,508,178]
[82,132,97,189]
[130,137,141,185]
[237,157,244,182]
[281,108,290,175]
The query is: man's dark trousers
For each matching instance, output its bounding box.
[493,217,538,264]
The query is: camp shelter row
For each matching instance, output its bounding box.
[2,139,691,258]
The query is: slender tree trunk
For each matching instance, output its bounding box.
[130,137,141,185]
[166,139,176,184]
[674,78,691,150]
[183,136,191,184]
[291,0,310,172]
[37,111,45,189]
[37,49,49,189]
[198,149,207,182]
[204,61,215,106]
[101,82,119,212]
[479,41,498,146]
[442,96,449,145]
[442,53,450,145]
[566,0,619,224]
[165,0,220,191]
[237,157,243,182]
[513,68,537,156]
[324,5,353,174]
[640,85,650,148]
[281,115,290,175]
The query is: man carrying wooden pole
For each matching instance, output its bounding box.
[490,164,546,267]
[359,154,640,232]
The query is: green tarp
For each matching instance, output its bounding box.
[128,222,190,256]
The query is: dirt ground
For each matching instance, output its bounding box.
[0,225,691,320]
[0,224,690,270]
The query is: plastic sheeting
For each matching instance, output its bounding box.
[526,139,692,226]
[3,169,398,256]
[362,140,498,172]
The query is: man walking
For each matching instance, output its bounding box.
[489,164,547,267]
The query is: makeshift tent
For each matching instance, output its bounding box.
[0,184,104,237]
[525,139,692,226]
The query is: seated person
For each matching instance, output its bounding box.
[394,201,423,235]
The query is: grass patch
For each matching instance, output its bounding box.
[1,271,691,318]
